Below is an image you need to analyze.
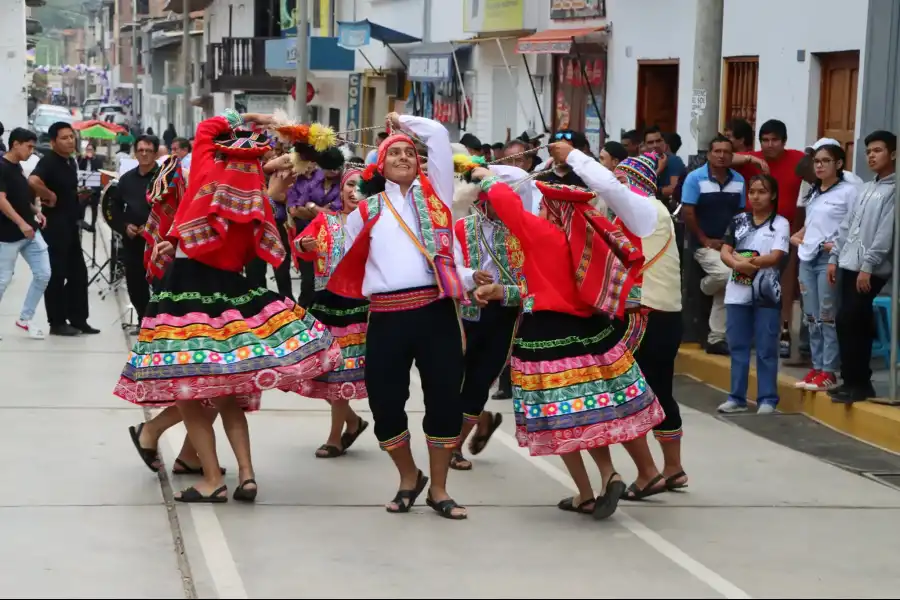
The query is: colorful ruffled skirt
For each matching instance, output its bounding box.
[511,310,665,457]
[113,258,342,411]
[294,289,368,401]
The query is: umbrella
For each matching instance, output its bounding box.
[79,124,120,141]
[72,119,127,134]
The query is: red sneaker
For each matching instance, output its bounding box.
[808,371,838,392]
[795,369,819,389]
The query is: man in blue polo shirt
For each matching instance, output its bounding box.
[681,135,746,355]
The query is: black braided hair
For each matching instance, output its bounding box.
[293,141,321,164]
[357,171,387,198]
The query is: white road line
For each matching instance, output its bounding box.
[164,433,249,600]
[414,368,749,597]
[491,431,752,600]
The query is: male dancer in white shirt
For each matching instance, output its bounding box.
[328,113,468,520]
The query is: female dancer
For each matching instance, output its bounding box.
[128,155,222,476]
[293,168,370,458]
[469,140,663,520]
[114,110,342,503]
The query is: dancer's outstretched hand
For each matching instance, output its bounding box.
[474,283,503,306]
[386,112,402,131]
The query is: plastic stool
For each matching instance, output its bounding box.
[872,296,892,369]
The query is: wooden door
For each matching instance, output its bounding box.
[636,62,679,133]
[818,51,859,169]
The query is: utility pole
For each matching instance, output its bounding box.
[682,0,724,345]
[295,0,309,120]
[689,0,724,157]
[182,6,192,132]
[131,0,140,123]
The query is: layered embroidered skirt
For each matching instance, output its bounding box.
[113,258,342,411]
[294,289,368,401]
[511,310,665,456]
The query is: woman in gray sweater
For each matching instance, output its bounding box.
[827,130,897,403]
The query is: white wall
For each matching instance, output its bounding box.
[469,40,542,145]
[600,0,698,156]
[0,1,28,144]
[722,0,868,150]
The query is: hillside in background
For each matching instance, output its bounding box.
[33,0,92,30]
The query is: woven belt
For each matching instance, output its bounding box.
[369,287,440,313]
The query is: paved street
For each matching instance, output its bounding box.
[2,232,900,599]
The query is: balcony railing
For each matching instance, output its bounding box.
[206,37,291,94]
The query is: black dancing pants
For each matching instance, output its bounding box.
[633,309,683,441]
[365,295,465,451]
[461,303,519,424]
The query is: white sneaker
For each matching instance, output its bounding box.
[756,403,776,415]
[717,399,748,413]
[16,319,45,340]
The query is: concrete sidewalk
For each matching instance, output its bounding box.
[2,231,900,598]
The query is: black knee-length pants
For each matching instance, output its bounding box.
[633,309,683,441]
[365,296,465,450]
[461,303,519,422]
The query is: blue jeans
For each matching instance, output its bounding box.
[799,254,839,372]
[726,303,781,407]
[0,232,52,321]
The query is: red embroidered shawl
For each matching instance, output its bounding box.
[170,115,285,268]
[536,181,644,319]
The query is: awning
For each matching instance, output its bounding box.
[336,19,421,49]
[407,42,471,82]
[152,29,203,50]
[164,0,213,13]
[452,30,535,44]
[515,26,606,54]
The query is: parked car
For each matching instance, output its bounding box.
[30,111,74,145]
[29,104,71,124]
[82,97,102,120]
[97,104,131,128]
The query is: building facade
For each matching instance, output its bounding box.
[176,0,876,171]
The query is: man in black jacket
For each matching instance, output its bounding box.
[108,134,158,322]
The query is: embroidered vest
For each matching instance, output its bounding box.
[304,213,347,291]
[455,214,527,321]
[327,178,466,301]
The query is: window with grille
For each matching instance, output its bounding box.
[722,57,759,131]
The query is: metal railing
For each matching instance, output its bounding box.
[206,37,274,81]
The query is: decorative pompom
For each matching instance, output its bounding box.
[309,123,337,152]
[452,153,486,174]
[362,163,378,181]
[274,124,310,143]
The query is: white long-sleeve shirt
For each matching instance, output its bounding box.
[343,115,453,297]
[565,150,657,238]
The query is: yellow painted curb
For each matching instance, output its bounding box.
[675,346,900,454]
